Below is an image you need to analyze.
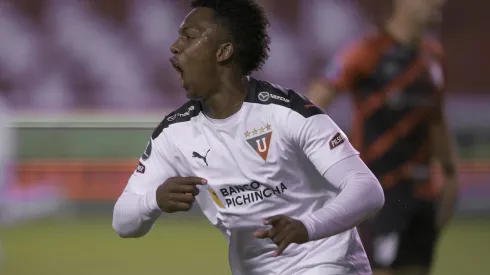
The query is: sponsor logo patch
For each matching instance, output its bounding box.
[136,162,146,174]
[329,132,345,150]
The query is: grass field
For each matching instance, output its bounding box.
[1,218,489,275]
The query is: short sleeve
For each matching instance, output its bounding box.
[290,112,360,177]
[124,132,181,195]
[323,40,367,91]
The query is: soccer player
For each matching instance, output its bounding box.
[112,1,384,274]
[0,95,13,206]
[0,94,10,263]
[306,0,459,274]
[0,94,65,264]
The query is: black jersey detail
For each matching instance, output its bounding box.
[152,100,201,140]
[245,77,324,118]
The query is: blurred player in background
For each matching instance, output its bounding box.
[0,92,10,263]
[113,0,385,274]
[0,93,65,264]
[307,0,458,274]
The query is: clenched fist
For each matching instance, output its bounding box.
[156,177,207,213]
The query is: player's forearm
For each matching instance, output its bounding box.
[431,121,458,179]
[431,120,460,226]
[112,188,161,238]
[299,156,384,241]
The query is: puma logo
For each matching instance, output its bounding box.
[192,149,210,166]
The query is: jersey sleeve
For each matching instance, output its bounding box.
[323,40,366,91]
[124,132,181,196]
[112,130,182,238]
[289,111,360,185]
[299,155,384,240]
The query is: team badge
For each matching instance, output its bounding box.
[244,124,272,161]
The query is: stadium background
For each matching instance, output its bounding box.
[1,0,489,274]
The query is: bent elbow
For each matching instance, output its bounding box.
[374,190,385,213]
[114,228,133,239]
[112,201,149,239]
[371,178,385,214]
[112,221,132,238]
[115,230,143,239]
[112,216,134,238]
[112,217,147,239]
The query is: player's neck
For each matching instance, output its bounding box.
[385,14,426,46]
[201,73,248,120]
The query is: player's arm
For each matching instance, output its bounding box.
[254,101,384,256]
[305,42,364,109]
[306,79,338,109]
[430,85,459,229]
[293,112,385,241]
[112,133,179,238]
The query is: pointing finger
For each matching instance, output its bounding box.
[170,184,199,194]
[175,177,207,185]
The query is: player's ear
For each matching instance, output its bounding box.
[216,42,233,63]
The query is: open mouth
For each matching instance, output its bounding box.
[169,57,184,84]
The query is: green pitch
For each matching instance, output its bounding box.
[1,218,489,275]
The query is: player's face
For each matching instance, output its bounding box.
[170,8,221,100]
[398,0,446,26]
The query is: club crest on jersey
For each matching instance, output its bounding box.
[245,124,272,161]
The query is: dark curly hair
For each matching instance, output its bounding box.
[190,0,270,75]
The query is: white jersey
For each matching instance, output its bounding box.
[126,78,371,274]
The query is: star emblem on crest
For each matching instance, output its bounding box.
[244,124,273,161]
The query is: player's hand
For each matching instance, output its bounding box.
[254,215,309,256]
[437,176,459,230]
[156,177,207,213]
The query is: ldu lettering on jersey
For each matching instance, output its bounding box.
[220,181,288,207]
